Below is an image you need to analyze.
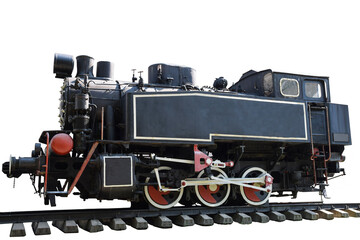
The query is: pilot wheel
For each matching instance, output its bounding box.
[144,167,184,209]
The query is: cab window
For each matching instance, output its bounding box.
[280,78,299,97]
[305,81,322,99]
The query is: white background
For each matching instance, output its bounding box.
[0,0,359,239]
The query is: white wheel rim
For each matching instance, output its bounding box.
[144,166,184,209]
[194,167,231,207]
[240,167,272,206]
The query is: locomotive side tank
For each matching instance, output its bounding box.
[2,53,351,209]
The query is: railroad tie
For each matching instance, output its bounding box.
[31,222,51,235]
[124,217,148,230]
[249,212,269,223]
[301,210,319,220]
[330,209,349,218]
[10,223,26,237]
[316,209,334,220]
[283,210,302,221]
[212,213,233,225]
[52,220,79,233]
[77,219,103,233]
[100,218,127,231]
[170,215,194,227]
[194,214,214,226]
[147,216,173,228]
[266,211,286,222]
[344,208,360,217]
[231,213,252,224]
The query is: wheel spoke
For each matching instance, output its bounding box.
[240,167,272,206]
[195,168,230,207]
[144,167,183,209]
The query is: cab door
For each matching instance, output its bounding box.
[305,80,328,144]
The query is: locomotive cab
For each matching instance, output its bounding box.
[229,69,331,102]
[230,69,350,197]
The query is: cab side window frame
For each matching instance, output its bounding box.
[279,78,300,98]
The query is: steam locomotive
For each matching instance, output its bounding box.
[2,53,351,209]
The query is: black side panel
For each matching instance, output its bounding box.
[104,156,133,186]
[128,92,309,144]
[328,103,351,145]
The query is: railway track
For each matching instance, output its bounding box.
[1,202,360,237]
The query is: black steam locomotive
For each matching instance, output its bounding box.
[2,53,351,209]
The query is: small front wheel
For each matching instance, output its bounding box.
[144,167,184,209]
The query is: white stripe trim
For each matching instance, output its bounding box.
[133,92,308,142]
[103,156,133,187]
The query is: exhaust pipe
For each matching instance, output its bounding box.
[76,55,94,78]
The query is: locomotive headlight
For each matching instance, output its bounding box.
[53,53,74,78]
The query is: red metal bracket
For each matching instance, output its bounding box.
[67,142,99,196]
[194,145,212,172]
[265,175,274,187]
[43,132,50,194]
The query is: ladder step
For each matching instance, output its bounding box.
[316,168,327,171]
[310,106,326,110]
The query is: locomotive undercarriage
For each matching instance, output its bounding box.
[3,139,344,209]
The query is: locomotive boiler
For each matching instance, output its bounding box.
[2,53,351,209]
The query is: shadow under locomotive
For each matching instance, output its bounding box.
[2,53,351,209]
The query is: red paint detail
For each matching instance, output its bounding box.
[50,133,73,155]
[243,186,261,202]
[225,161,234,167]
[68,142,99,195]
[265,175,274,187]
[311,147,320,159]
[181,181,186,186]
[148,186,169,205]
[44,132,50,193]
[194,145,212,172]
[198,185,217,203]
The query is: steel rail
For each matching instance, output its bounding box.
[1,202,359,225]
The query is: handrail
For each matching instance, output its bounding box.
[67,141,99,196]
[44,132,50,194]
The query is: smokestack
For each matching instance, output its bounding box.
[53,53,74,78]
[76,55,94,78]
[96,61,114,79]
